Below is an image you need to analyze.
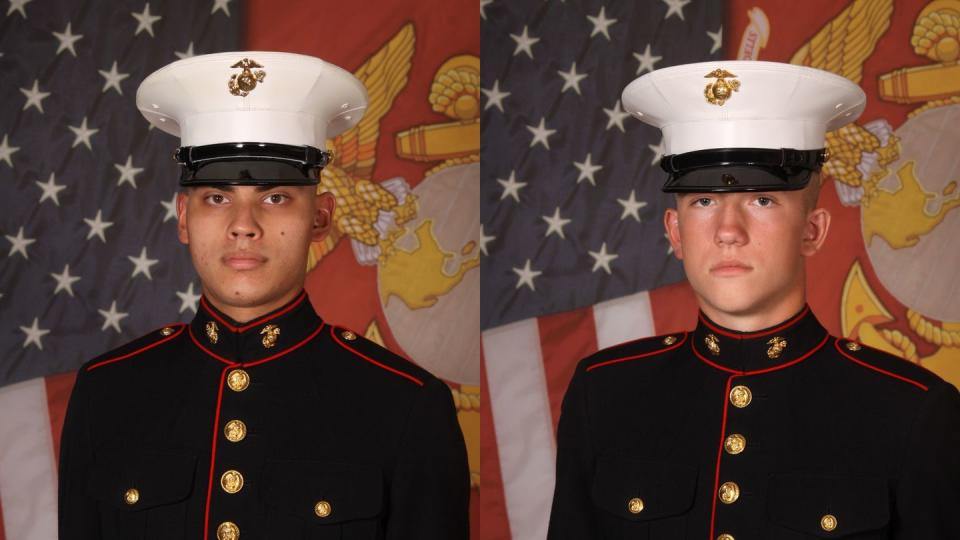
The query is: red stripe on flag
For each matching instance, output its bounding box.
[650,281,699,334]
[45,371,78,469]
[478,347,512,540]
[537,307,599,435]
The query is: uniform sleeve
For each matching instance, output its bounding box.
[547,366,597,539]
[58,368,100,538]
[893,382,960,538]
[386,377,470,540]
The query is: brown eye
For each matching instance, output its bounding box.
[206,193,226,205]
[265,193,287,204]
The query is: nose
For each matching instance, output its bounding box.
[227,201,262,241]
[714,202,748,247]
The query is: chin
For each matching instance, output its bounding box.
[694,279,772,317]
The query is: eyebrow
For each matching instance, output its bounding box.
[206,185,278,193]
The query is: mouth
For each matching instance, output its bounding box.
[709,260,753,277]
[222,252,267,270]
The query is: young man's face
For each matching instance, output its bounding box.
[176,184,334,320]
[663,178,830,326]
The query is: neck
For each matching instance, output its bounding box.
[202,288,304,324]
[697,287,807,332]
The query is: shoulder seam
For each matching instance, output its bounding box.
[834,338,929,392]
[86,324,186,372]
[586,332,688,373]
[329,326,424,386]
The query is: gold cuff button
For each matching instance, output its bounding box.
[160,326,175,336]
[724,433,746,455]
[123,488,139,505]
[227,369,250,392]
[729,385,752,408]
[224,419,247,443]
[220,470,244,494]
[341,330,357,341]
[718,481,740,504]
[627,497,644,514]
[821,514,838,532]
[315,500,332,518]
[845,341,861,351]
[662,335,677,345]
[216,521,240,540]
[717,535,735,540]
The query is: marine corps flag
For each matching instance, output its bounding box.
[479,0,960,538]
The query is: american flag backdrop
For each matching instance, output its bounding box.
[0,1,240,536]
[479,2,722,538]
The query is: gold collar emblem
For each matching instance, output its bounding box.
[205,321,219,344]
[703,68,740,106]
[228,58,266,97]
[767,336,788,359]
[260,324,280,349]
[704,333,721,355]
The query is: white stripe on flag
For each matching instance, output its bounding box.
[0,377,58,540]
[593,290,656,348]
[483,317,555,540]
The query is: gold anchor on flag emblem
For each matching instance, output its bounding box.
[228,58,266,97]
[703,68,740,106]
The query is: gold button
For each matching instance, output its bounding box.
[662,335,677,345]
[717,535,735,540]
[260,324,280,349]
[160,326,175,336]
[705,333,720,355]
[845,341,861,351]
[821,514,838,532]
[314,500,332,518]
[123,488,139,505]
[216,521,240,540]
[220,470,244,494]
[227,369,250,392]
[729,385,752,408]
[341,330,357,341]
[718,481,740,504]
[224,419,247,443]
[724,433,746,455]
[627,497,644,514]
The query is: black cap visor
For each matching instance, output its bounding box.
[660,148,826,193]
[176,143,332,186]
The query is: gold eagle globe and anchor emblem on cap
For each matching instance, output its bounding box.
[228,58,266,97]
[703,68,740,106]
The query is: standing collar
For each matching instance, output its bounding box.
[691,305,830,374]
[189,290,323,365]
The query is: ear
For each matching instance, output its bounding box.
[176,192,190,245]
[800,207,831,257]
[311,191,336,242]
[663,208,684,260]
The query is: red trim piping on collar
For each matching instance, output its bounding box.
[86,324,186,371]
[200,291,307,334]
[834,339,928,392]
[692,333,830,375]
[585,333,689,372]
[330,327,424,386]
[202,366,228,540]
[709,375,734,540]
[699,306,810,339]
[189,322,326,367]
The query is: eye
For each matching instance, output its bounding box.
[204,193,228,205]
[264,192,289,205]
[693,197,713,207]
[754,196,775,207]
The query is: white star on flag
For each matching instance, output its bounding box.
[480,0,493,19]
[586,6,617,40]
[526,117,557,149]
[617,190,649,222]
[175,41,195,59]
[98,301,129,333]
[542,207,572,239]
[479,224,495,256]
[50,264,81,297]
[708,26,723,54]
[7,0,32,18]
[662,0,691,20]
[115,155,144,187]
[603,100,631,132]
[512,259,542,291]
[574,153,603,185]
[161,192,179,222]
[589,242,619,274]
[557,62,588,96]
[633,44,662,75]
[176,282,202,313]
[36,172,67,206]
[19,80,51,113]
[5,226,36,259]
[52,22,83,56]
[482,79,510,113]
[20,317,50,350]
[648,137,666,165]
[0,134,20,167]
[128,247,159,280]
[211,0,231,16]
[84,210,114,242]
[98,61,131,95]
[510,25,540,59]
[497,170,527,203]
[132,2,162,37]
[68,117,99,150]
